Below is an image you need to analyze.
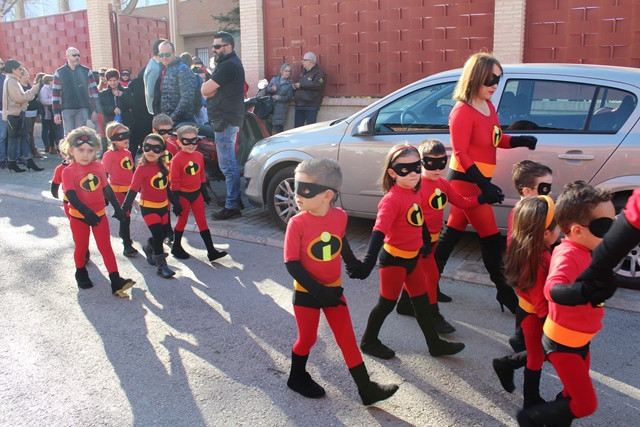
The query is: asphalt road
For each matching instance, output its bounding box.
[0,195,639,426]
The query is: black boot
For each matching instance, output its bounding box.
[413,295,464,356]
[143,238,156,265]
[396,289,414,316]
[26,158,44,171]
[155,253,176,278]
[509,318,526,353]
[360,296,397,359]
[349,362,398,405]
[75,267,93,289]
[7,160,26,173]
[120,218,138,257]
[171,230,191,259]
[517,398,575,427]
[434,225,465,274]
[432,303,456,334]
[109,272,135,298]
[480,233,518,314]
[287,351,325,398]
[437,283,453,302]
[523,368,546,409]
[492,351,527,393]
[200,230,228,262]
[164,223,174,245]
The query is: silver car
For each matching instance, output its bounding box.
[245,63,640,287]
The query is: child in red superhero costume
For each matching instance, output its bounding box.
[351,144,464,359]
[284,158,398,405]
[102,122,138,257]
[433,53,537,313]
[517,181,615,425]
[498,196,559,411]
[169,125,227,263]
[60,126,135,298]
[152,114,179,244]
[121,134,181,278]
[396,139,485,335]
[51,153,71,218]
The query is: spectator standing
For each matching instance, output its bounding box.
[202,31,245,220]
[119,69,131,88]
[39,74,59,154]
[52,47,99,136]
[292,52,326,127]
[98,69,134,127]
[143,38,166,115]
[193,57,211,79]
[180,52,194,68]
[21,69,42,158]
[128,67,153,158]
[266,62,294,134]
[158,41,198,126]
[0,58,7,169]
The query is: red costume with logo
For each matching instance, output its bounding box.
[102,148,134,203]
[130,161,170,228]
[52,161,70,218]
[170,150,208,231]
[62,161,118,272]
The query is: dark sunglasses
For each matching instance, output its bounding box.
[537,182,552,195]
[422,155,448,171]
[180,137,198,146]
[212,44,229,50]
[143,143,164,154]
[156,128,174,136]
[483,73,501,87]
[110,131,130,141]
[294,181,337,199]
[71,53,81,57]
[583,217,613,238]
[390,160,422,177]
[158,52,172,58]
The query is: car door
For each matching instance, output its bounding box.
[337,79,457,216]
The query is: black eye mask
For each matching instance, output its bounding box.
[180,137,198,146]
[110,131,130,141]
[72,135,95,147]
[294,181,337,199]
[586,217,613,238]
[537,182,552,195]
[422,155,448,171]
[143,143,164,154]
[390,160,421,176]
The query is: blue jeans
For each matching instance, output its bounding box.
[214,125,241,209]
[6,112,30,161]
[294,106,319,127]
[61,108,89,136]
[0,117,7,161]
[41,119,56,149]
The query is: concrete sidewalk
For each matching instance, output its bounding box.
[1,151,639,313]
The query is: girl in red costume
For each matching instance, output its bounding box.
[284,158,398,405]
[121,134,181,278]
[352,144,464,359]
[433,53,538,313]
[60,126,135,298]
[102,122,138,257]
[518,181,614,426]
[152,114,179,244]
[496,196,559,410]
[169,125,227,263]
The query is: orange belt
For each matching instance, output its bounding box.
[69,207,106,219]
[383,243,419,259]
[543,317,597,348]
[110,184,130,193]
[518,296,536,314]
[140,199,168,208]
[294,277,341,293]
[430,232,440,243]
[449,158,496,178]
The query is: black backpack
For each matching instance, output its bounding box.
[254,96,274,120]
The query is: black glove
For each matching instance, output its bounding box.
[200,183,211,205]
[510,135,537,150]
[350,230,385,279]
[421,223,433,258]
[285,261,346,307]
[313,286,346,307]
[50,182,60,199]
[341,236,363,276]
[172,202,183,217]
[581,277,617,307]
[549,282,588,306]
[66,190,102,226]
[112,206,127,222]
[121,190,137,215]
[465,164,504,204]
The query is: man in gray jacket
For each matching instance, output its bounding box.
[143,38,166,115]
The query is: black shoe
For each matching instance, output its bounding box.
[429,340,465,357]
[171,245,191,259]
[287,372,326,398]
[26,158,44,171]
[164,230,174,245]
[437,288,453,303]
[208,249,228,262]
[216,199,245,210]
[143,242,156,265]
[109,272,135,298]
[75,267,93,289]
[123,244,139,257]
[395,302,415,316]
[492,357,515,393]
[211,207,241,221]
[434,312,456,334]
[360,339,395,360]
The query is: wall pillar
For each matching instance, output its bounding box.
[239,0,265,91]
[86,0,113,69]
[493,0,526,63]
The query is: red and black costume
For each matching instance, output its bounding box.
[102,148,136,255]
[169,149,226,262]
[284,207,398,405]
[62,161,134,296]
[51,160,70,218]
[356,185,464,359]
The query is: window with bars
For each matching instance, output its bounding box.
[195,48,210,69]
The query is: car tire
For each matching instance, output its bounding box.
[612,192,640,290]
[266,166,299,230]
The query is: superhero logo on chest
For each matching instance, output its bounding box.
[406,202,424,226]
[163,150,173,164]
[120,156,133,170]
[151,172,168,189]
[184,161,199,176]
[307,231,342,262]
[427,188,448,210]
[80,173,101,191]
[492,125,502,148]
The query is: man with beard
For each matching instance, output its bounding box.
[202,31,245,221]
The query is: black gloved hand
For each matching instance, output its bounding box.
[465,164,504,204]
[81,209,102,226]
[121,189,137,216]
[200,183,211,205]
[50,183,60,199]
[581,277,617,307]
[173,202,183,217]
[66,190,102,227]
[345,259,365,278]
[510,135,537,150]
[420,239,433,258]
[112,207,127,222]
[353,230,385,280]
[312,286,346,307]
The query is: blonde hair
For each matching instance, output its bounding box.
[453,52,502,104]
[176,125,198,139]
[152,113,173,131]
[105,122,129,149]
[59,126,100,162]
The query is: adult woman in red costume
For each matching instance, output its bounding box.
[434,53,537,313]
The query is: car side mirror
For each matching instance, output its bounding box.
[352,117,373,136]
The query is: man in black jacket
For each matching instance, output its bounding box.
[293,52,326,127]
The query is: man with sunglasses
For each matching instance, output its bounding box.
[202,31,245,220]
[52,47,99,136]
[143,38,167,115]
[157,41,199,127]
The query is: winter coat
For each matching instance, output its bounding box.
[98,85,134,127]
[293,64,326,107]
[160,57,196,124]
[266,75,293,126]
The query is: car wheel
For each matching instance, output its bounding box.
[267,166,299,230]
[612,192,640,289]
